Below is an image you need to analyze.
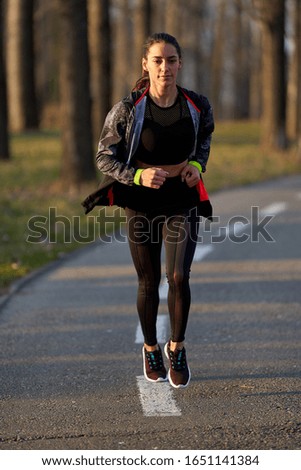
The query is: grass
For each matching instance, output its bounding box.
[206,120,301,192]
[0,122,300,293]
[0,131,124,293]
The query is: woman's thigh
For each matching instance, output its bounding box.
[125,208,163,283]
[163,211,199,279]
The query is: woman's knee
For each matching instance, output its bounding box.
[138,277,160,296]
[166,270,190,289]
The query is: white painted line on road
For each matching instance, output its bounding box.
[135,314,168,344]
[260,202,287,216]
[135,243,213,417]
[222,203,286,238]
[136,376,181,416]
[159,279,168,299]
[194,244,214,261]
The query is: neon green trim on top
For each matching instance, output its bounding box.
[188,160,202,173]
[134,168,144,186]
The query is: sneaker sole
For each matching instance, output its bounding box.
[164,342,191,389]
[142,347,168,383]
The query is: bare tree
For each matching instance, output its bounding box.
[35,1,60,128]
[252,0,287,149]
[112,0,131,102]
[165,0,184,41]
[0,0,9,159]
[179,0,206,92]
[211,0,226,119]
[296,0,301,155]
[249,16,262,119]
[152,0,166,32]
[232,0,251,118]
[193,0,210,95]
[6,0,39,131]
[132,0,152,84]
[88,0,112,144]
[58,0,95,189]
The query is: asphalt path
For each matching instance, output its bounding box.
[0,174,301,450]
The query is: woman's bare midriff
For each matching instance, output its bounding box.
[135,159,188,178]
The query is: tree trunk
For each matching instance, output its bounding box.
[192,0,204,94]
[112,0,131,102]
[132,0,152,85]
[211,0,226,120]
[232,0,250,119]
[249,19,262,119]
[35,1,60,128]
[0,0,9,159]
[285,0,296,140]
[58,0,95,189]
[253,0,287,149]
[6,0,39,131]
[296,0,301,156]
[181,0,205,92]
[165,0,184,42]
[152,0,165,33]
[88,0,112,144]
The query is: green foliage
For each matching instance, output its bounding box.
[0,124,300,293]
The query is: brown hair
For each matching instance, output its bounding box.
[133,32,182,91]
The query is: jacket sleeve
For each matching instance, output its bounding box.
[194,96,214,173]
[95,101,136,185]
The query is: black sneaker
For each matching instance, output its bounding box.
[142,346,167,383]
[164,342,191,388]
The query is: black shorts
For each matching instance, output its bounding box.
[113,176,199,217]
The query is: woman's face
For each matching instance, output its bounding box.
[142,42,181,89]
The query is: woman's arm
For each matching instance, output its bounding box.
[192,96,214,173]
[95,101,137,185]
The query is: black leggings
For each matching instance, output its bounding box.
[125,208,199,346]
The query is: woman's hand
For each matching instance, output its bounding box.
[140,167,169,189]
[181,164,200,187]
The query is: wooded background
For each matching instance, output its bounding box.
[0,0,300,190]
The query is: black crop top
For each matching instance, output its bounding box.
[134,93,195,165]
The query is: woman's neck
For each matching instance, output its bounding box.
[148,85,178,108]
